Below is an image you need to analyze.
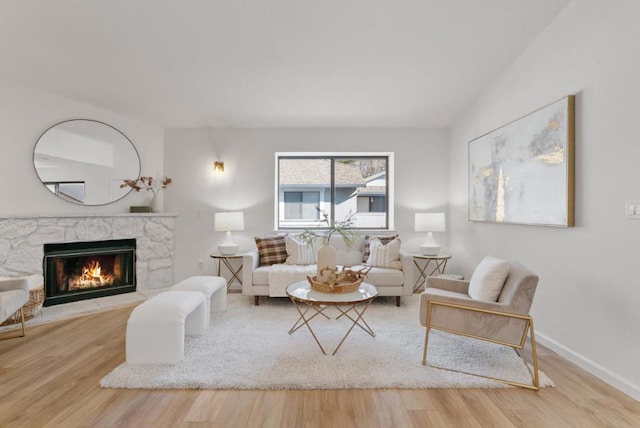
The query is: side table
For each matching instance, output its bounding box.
[412,253,452,293]
[210,253,245,289]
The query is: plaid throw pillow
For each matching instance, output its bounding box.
[363,234,399,263]
[254,236,288,266]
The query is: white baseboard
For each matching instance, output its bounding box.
[536,332,640,401]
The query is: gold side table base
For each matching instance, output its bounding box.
[413,254,451,293]
[210,253,244,289]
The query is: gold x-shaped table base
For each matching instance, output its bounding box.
[217,257,243,289]
[288,298,376,355]
[413,256,450,293]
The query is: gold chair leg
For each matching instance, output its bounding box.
[422,326,431,365]
[528,318,539,390]
[20,307,26,337]
[423,300,434,365]
[0,307,27,341]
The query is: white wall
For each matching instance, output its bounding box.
[164,128,449,282]
[0,79,164,215]
[448,0,640,399]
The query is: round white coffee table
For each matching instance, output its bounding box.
[286,280,378,355]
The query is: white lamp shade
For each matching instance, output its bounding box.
[214,211,245,232]
[414,212,446,232]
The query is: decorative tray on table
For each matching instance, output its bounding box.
[307,267,371,293]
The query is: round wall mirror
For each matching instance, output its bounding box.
[33,119,141,206]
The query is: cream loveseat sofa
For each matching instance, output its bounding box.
[242,235,415,306]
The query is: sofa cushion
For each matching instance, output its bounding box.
[325,235,364,266]
[351,265,404,286]
[365,237,402,269]
[335,247,364,267]
[468,256,509,302]
[252,266,271,285]
[257,264,405,291]
[268,264,318,296]
[254,236,288,266]
[285,236,315,265]
[363,234,398,262]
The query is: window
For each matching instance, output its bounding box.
[45,182,85,203]
[357,195,386,213]
[284,191,320,220]
[276,153,393,230]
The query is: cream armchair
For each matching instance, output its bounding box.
[419,259,540,389]
[0,277,30,338]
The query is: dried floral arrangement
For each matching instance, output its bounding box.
[121,176,172,197]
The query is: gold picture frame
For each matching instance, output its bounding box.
[468,95,575,227]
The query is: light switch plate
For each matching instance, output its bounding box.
[626,201,640,219]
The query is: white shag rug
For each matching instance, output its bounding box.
[100,294,553,390]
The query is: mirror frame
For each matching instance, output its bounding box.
[33,119,141,206]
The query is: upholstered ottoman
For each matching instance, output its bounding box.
[0,274,44,326]
[126,291,207,364]
[170,276,227,324]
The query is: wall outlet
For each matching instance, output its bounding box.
[626,201,640,219]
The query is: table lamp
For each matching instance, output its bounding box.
[415,212,445,255]
[214,211,244,254]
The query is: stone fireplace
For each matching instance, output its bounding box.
[0,214,176,301]
[43,238,137,306]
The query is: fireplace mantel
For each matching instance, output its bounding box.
[0,214,177,291]
[1,213,178,219]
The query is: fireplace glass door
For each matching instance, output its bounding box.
[43,239,136,306]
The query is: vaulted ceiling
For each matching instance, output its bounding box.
[0,1,570,128]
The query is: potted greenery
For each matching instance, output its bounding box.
[299,208,359,247]
[300,208,360,285]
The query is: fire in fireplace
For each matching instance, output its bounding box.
[43,239,136,306]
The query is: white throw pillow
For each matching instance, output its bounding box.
[468,256,509,301]
[285,236,315,265]
[365,237,402,269]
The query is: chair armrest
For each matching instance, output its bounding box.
[0,278,30,293]
[426,276,470,294]
[419,291,532,345]
[243,249,259,270]
[420,290,524,316]
[399,250,415,295]
[242,249,259,293]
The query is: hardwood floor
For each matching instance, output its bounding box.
[1,304,639,428]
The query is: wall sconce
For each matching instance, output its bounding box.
[213,161,225,173]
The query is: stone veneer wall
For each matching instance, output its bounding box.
[0,214,176,290]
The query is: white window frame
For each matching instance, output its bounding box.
[274,152,394,231]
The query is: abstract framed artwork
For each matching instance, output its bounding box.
[468,95,575,227]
